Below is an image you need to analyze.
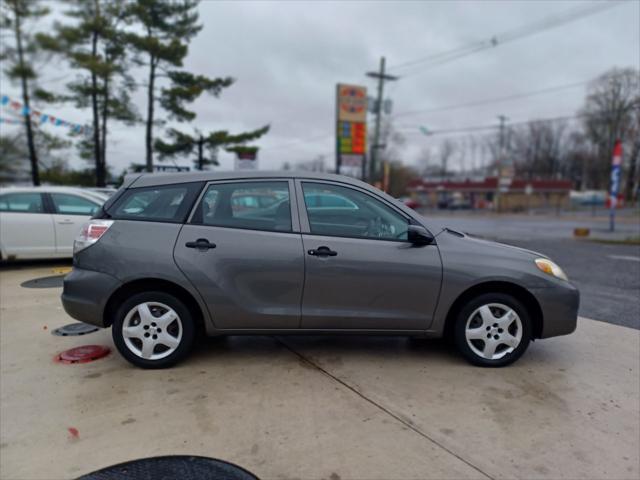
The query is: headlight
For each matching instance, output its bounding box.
[535,258,568,281]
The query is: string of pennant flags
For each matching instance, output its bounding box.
[0,117,22,125]
[0,94,92,137]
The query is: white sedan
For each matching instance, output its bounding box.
[0,186,109,260]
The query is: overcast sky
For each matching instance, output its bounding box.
[1,0,639,174]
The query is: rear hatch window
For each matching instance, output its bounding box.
[106,182,203,223]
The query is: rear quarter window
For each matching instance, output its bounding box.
[107,182,203,223]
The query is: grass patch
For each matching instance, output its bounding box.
[585,236,640,246]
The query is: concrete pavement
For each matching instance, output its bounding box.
[1,266,639,480]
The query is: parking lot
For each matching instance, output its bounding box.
[1,263,638,479]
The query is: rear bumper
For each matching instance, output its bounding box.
[531,282,580,338]
[61,268,121,327]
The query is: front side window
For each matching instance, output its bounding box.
[50,193,100,216]
[193,181,291,232]
[0,193,44,213]
[108,182,202,222]
[302,182,408,241]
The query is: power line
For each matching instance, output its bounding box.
[397,109,626,138]
[388,1,624,77]
[393,80,589,118]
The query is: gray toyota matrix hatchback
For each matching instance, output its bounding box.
[62,171,579,369]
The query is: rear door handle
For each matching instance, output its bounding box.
[57,220,74,225]
[308,246,337,257]
[185,238,216,250]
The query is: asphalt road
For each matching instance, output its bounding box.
[432,214,640,329]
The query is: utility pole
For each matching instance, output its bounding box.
[366,57,398,183]
[494,114,508,212]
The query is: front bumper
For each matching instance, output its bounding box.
[531,281,580,338]
[61,268,121,327]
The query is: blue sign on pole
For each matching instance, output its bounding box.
[609,140,622,232]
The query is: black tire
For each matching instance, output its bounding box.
[112,291,196,369]
[453,292,531,367]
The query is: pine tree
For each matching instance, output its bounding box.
[1,0,53,185]
[126,0,233,172]
[155,126,269,170]
[39,0,137,187]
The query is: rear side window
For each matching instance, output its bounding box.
[50,193,100,215]
[108,182,203,223]
[0,193,45,213]
[192,181,292,232]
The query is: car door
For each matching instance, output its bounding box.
[297,180,442,331]
[0,192,56,259]
[48,193,102,255]
[174,179,305,330]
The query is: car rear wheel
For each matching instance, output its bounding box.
[112,292,195,369]
[454,293,531,367]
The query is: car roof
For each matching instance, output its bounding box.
[127,170,369,189]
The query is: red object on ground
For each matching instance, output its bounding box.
[55,345,111,364]
[68,427,79,439]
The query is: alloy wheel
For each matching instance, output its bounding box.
[464,303,523,360]
[122,302,183,360]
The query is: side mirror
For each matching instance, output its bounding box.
[407,225,434,246]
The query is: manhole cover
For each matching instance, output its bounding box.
[77,456,259,480]
[21,274,65,289]
[52,323,99,337]
[55,345,111,364]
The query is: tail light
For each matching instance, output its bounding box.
[74,219,114,254]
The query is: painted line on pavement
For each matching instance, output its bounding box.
[607,255,640,262]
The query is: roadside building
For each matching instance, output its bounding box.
[407,177,572,212]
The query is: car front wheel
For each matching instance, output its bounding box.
[454,293,531,367]
[112,291,195,369]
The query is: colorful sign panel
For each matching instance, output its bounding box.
[336,84,367,178]
[338,121,366,155]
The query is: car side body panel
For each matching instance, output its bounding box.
[70,220,215,332]
[427,231,579,338]
[174,225,305,330]
[299,234,442,330]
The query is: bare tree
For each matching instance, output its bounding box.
[438,139,455,178]
[512,120,567,179]
[623,105,640,201]
[581,68,640,190]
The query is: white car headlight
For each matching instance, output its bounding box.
[535,258,568,282]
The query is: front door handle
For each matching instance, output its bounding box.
[185,238,216,250]
[308,246,337,257]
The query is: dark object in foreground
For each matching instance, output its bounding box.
[21,274,65,289]
[52,322,99,336]
[77,456,259,480]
